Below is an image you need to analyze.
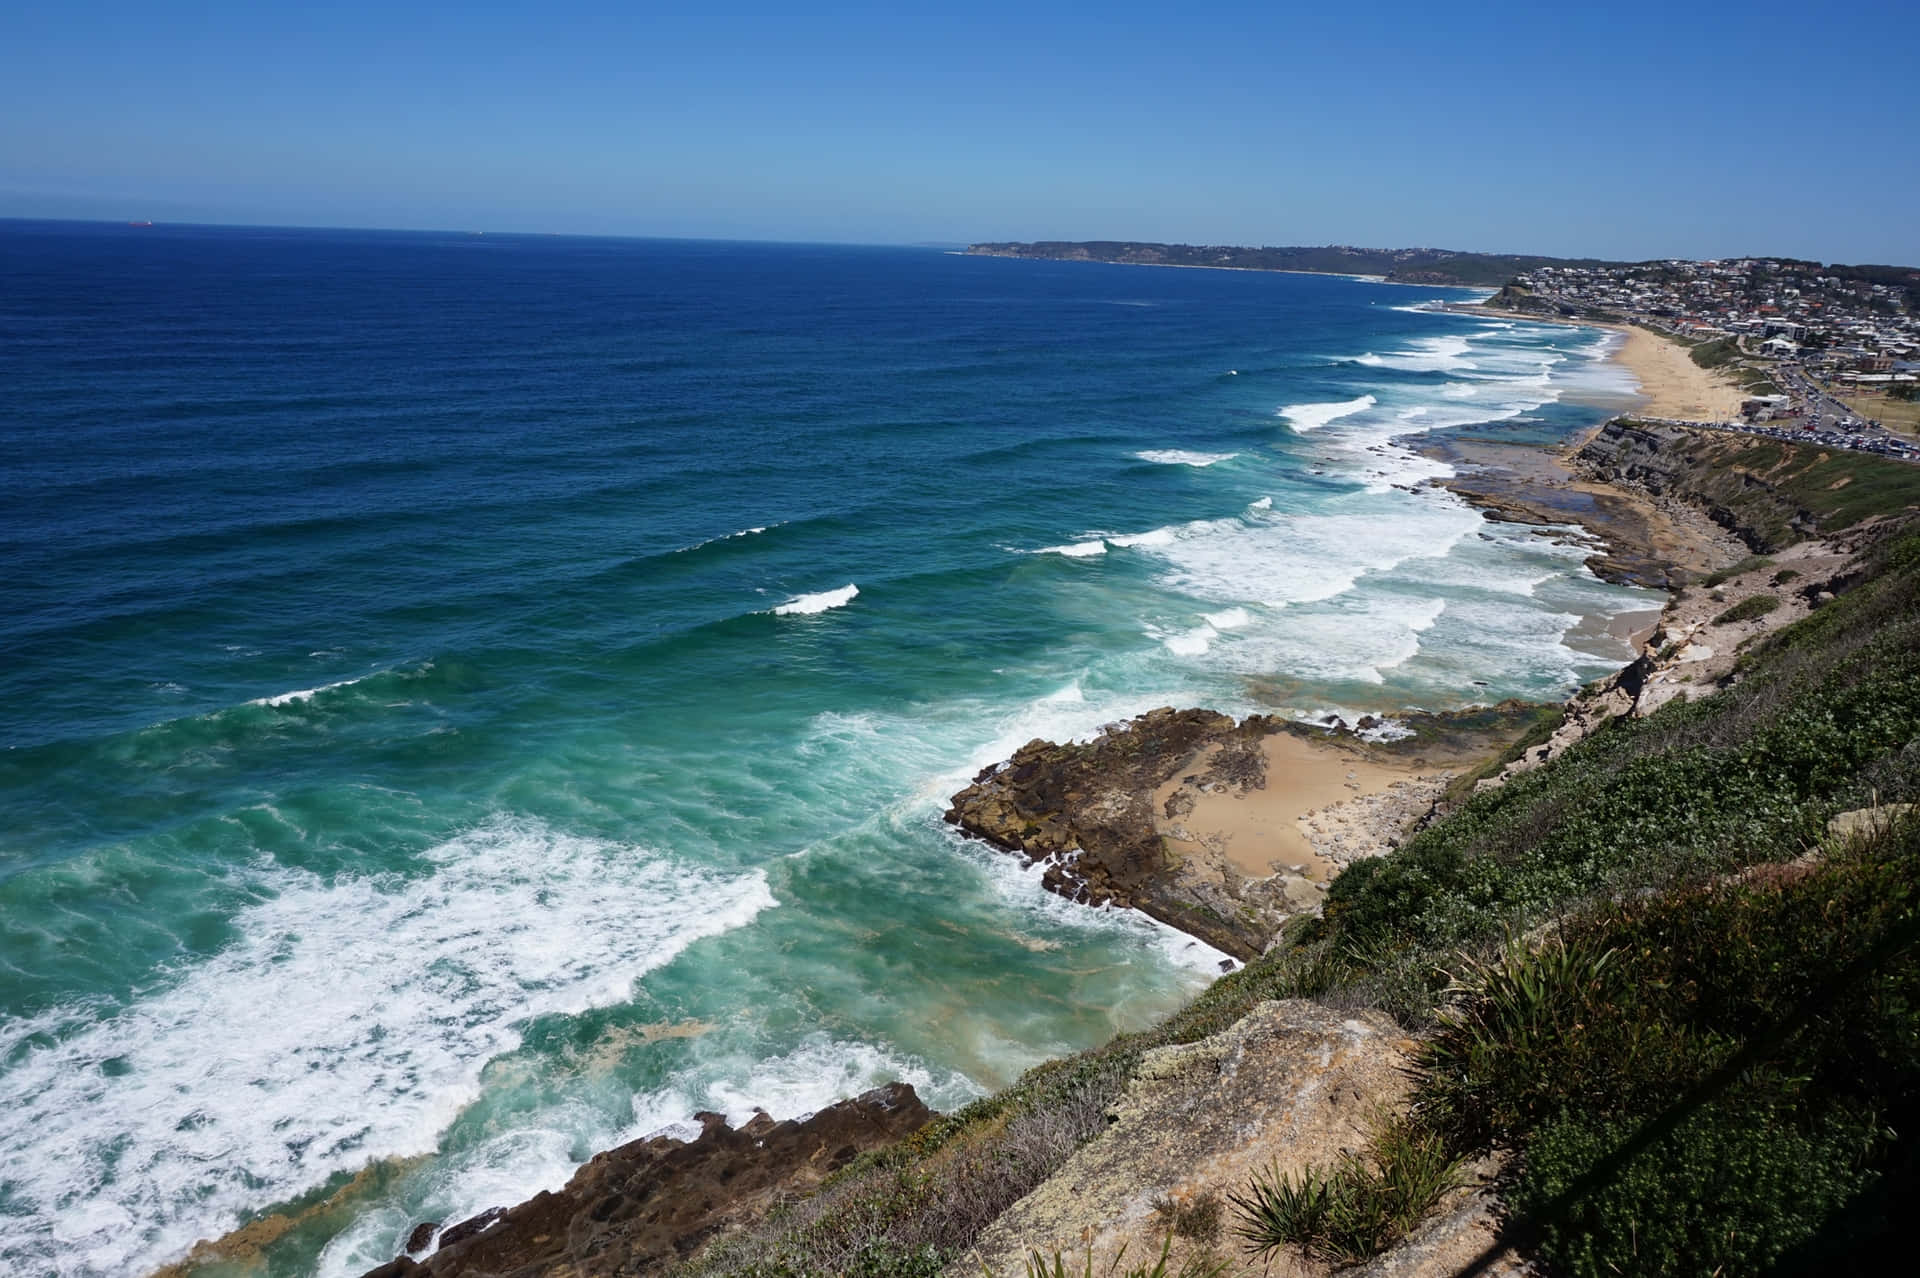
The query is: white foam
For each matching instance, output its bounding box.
[1125,500,1482,610]
[312,1032,969,1278]
[1192,589,1454,686]
[1042,681,1085,703]
[1351,335,1477,373]
[1203,607,1253,630]
[1033,541,1107,558]
[0,816,776,1278]
[679,523,778,553]
[1161,625,1217,657]
[1106,528,1176,549]
[625,1036,967,1139]
[1248,496,1273,511]
[249,673,373,707]
[772,584,859,615]
[962,835,1232,980]
[1357,717,1416,743]
[1280,393,1377,431]
[1134,450,1237,467]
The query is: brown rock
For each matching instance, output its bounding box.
[372,1083,933,1278]
[943,708,1264,957]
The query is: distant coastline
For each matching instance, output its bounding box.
[953,249,1390,285]
[963,239,1627,288]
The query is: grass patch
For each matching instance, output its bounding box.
[1229,1118,1463,1267]
[1715,593,1781,624]
[1014,1235,1229,1278]
[1415,816,1920,1276]
[1842,391,1920,438]
[1690,337,1741,369]
[1608,427,1920,549]
[1149,1189,1223,1243]
[1703,554,1773,587]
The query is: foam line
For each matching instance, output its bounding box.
[0,816,775,1277]
[1280,394,1376,431]
[772,584,859,615]
[1133,450,1237,467]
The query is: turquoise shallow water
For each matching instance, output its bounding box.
[0,224,1652,1275]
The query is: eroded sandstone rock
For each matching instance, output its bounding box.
[363,1083,933,1278]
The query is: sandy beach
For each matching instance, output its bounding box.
[1153,733,1425,883]
[1469,304,1749,421]
[1609,324,1749,420]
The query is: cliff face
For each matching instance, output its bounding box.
[956,1000,1523,1278]
[1477,528,1869,789]
[1574,420,1896,552]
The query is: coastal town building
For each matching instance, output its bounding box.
[1496,256,1920,460]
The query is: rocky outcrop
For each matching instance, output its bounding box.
[361,1083,933,1278]
[945,704,1559,960]
[1575,420,1831,552]
[1480,531,1866,788]
[955,1000,1525,1278]
[944,708,1286,959]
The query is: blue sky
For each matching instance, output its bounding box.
[3,1,1916,263]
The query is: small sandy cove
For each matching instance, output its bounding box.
[1154,734,1442,909]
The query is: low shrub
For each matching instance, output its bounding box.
[1016,1235,1228,1278]
[1715,593,1780,624]
[1149,1188,1222,1243]
[1704,555,1774,587]
[1515,1105,1875,1278]
[1229,1118,1462,1266]
[1415,815,1920,1277]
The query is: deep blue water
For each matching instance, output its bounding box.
[0,222,1650,1276]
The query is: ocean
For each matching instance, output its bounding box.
[0,223,1651,1276]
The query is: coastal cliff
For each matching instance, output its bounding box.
[1573,418,1910,551]
[362,429,1920,1278]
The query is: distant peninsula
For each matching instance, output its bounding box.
[964,240,1627,288]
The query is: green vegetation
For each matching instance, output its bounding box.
[1418,819,1920,1276]
[1229,1119,1462,1265]
[1715,593,1781,624]
[1703,554,1774,586]
[1689,336,1742,369]
[694,519,1920,1278]
[1015,1235,1228,1278]
[1606,427,1920,549]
